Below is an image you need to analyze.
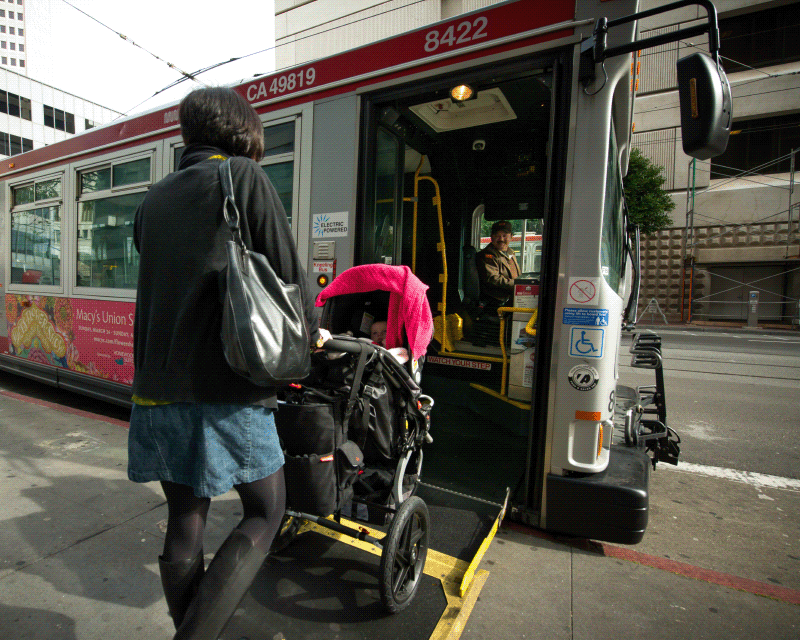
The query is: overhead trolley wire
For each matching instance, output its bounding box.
[116,0,428,117]
[689,204,798,246]
[60,0,207,104]
[636,83,800,116]
[695,151,796,194]
[634,39,800,115]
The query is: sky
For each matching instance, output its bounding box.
[26,0,277,116]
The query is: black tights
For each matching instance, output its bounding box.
[160,467,286,561]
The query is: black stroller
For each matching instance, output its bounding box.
[273,265,434,613]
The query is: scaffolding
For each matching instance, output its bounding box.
[680,148,799,325]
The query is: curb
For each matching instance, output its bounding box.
[631,323,798,337]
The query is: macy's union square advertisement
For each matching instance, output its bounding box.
[4,294,135,386]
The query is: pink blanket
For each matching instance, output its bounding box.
[316,264,433,360]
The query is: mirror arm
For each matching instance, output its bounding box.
[623,214,641,329]
[580,0,721,85]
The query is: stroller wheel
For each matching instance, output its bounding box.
[379,496,429,613]
[269,514,302,554]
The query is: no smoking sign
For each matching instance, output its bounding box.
[567,277,600,306]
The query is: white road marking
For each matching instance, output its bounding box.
[665,461,800,492]
[748,339,800,344]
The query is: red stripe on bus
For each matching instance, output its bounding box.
[0,2,574,178]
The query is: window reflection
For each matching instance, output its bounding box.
[11,206,60,285]
[373,128,399,264]
[77,156,150,289]
[263,161,293,225]
[263,121,294,157]
[77,193,142,289]
[601,123,625,293]
[10,177,62,286]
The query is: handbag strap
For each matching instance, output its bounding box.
[343,345,371,445]
[219,158,246,249]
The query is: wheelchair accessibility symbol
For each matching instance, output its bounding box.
[569,327,604,358]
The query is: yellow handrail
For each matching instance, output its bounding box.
[415,172,448,351]
[408,160,538,407]
[497,307,538,396]
[411,155,425,274]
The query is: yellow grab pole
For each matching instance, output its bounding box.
[418,174,447,351]
[411,155,425,274]
[497,307,538,396]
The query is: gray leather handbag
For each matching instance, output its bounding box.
[218,158,311,385]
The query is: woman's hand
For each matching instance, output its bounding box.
[315,328,332,349]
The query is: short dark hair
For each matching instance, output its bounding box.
[179,87,264,160]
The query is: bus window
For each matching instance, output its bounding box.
[478,215,543,277]
[76,156,151,289]
[262,162,294,226]
[10,176,62,286]
[173,145,184,170]
[373,127,400,264]
[601,123,625,294]
[261,120,296,227]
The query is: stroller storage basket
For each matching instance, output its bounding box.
[276,396,364,517]
[279,398,341,456]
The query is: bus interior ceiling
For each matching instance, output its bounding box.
[369,68,554,504]
[400,69,549,305]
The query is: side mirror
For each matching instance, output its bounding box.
[677,52,732,160]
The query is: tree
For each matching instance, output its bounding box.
[623,148,675,235]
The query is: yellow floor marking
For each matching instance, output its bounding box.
[430,569,489,640]
[469,383,531,410]
[300,516,489,640]
[459,488,509,597]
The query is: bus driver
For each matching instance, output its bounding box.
[476,220,520,305]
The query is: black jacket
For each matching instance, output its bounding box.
[132,144,319,406]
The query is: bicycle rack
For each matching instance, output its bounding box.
[629,334,680,467]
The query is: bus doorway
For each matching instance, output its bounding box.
[360,57,562,511]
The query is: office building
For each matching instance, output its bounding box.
[0,65,121,159]
[275,0,800,326]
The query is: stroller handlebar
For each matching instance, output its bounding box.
[319,336,373,355]
[319,335,421,394]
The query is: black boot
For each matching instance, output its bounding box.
[159,551,205,629]
[173,529,267,640]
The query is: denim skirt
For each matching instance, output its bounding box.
[128,403,284,498]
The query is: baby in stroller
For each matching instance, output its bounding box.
[274,264,434,613]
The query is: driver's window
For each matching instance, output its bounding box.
[477,215,542,277]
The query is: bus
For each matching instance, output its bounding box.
[0,0,730,544]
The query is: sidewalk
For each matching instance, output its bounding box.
[1,381,799,639]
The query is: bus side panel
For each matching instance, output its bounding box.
[0,183,6,354]
[309,94,361,297]
[548,51,632,476]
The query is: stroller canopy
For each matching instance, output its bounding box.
[316,264,433,360]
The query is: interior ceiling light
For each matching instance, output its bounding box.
[450,84,474,101]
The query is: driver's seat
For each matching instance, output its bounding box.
[462,245,482,306]
[460,245,502,346]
